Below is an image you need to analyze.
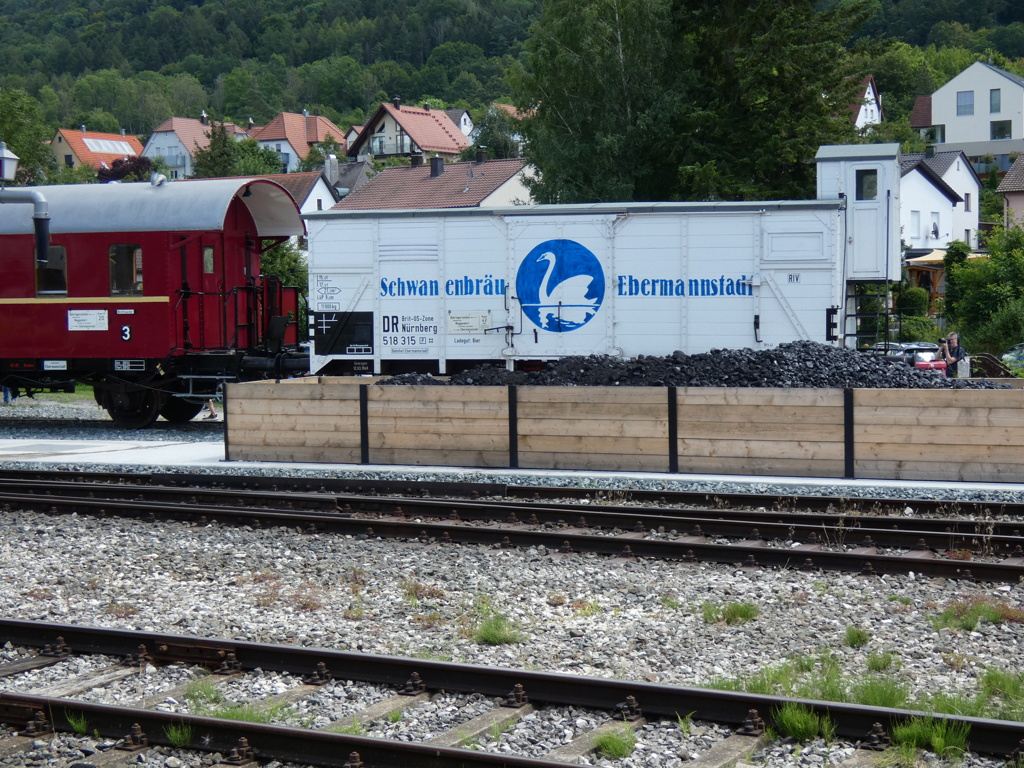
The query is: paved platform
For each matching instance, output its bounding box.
[4,437,1024,500]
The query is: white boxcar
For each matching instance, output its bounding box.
[306,144,901,375]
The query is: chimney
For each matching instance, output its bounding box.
[430,157,444,177]
[119,128,125,136]
[422,103,430,111]
[411,154,424,167]
[325,153,339,185]
[80,125,86,133]
[925,145,935,158]
[476,150,488,164]
[302,108,309,117]
[392,96,401,110]
[200,109,208,126]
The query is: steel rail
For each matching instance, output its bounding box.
[2,490,1022,582]
[1,620,1023,756]
[2,468,1023,519]
[3,480,1023,557]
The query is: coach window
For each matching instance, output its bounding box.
[36,245,68,296]
[109,244,143,295]
[203,245,215,273]
[855,169,878,200]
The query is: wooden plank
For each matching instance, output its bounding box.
[855,388,1024,408]
[228,383,363,401]
[676,438,844,461]
[677,388,844,407]
[230,400,362,418]
[368,386,508,403]
[228,414,360,432]
[855,406,1024,428]
[854,460,1024,483]
[228,429,361,448]
[676,456,844,476]
[517,387,667,405]
[364,416,509,436]
[854,424,1024,446]
[517,452,669,472]
[677,421,842,441]
[228,446,362,463]
[518,417,668,439]
[854,441,1024,463]
[366,402,508,418]
[675,404,844,425]
[371,449,509,468]
[518,402,667,420]
[518,434,667,456]
[373,432,509,451]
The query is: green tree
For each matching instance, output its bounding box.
[297,134,346,172]
[510,0,871,203]
[0,87,53,185]
[460,105,521,159]
[508,0,676,202]
[190,121,236,178]
[234,138,287,175]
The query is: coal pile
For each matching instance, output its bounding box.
[381,341,1008,389]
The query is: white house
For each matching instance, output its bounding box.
[903,150,981,248]
[851,76,883,132]
[900,154,966,254]
[142,115,248,179]
[926,61,1024,172]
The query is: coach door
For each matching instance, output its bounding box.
[176,233,228,351]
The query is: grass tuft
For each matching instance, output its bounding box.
[701,601,759,624]
[163,722,193,749]
[474,613,526,645]
[844,625,871,648]
[65,710,88,735]
[594,723,636,759]
[771,702,835,742]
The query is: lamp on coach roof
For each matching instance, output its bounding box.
[0,141,18,182]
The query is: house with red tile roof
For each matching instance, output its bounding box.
[257,171,342,215]
[142,114,248,179]
[332,155,530,210]
[50,128,144,172]
[346,99,470,161]
[250,111,348,173]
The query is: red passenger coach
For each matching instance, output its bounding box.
[0,176,308,427]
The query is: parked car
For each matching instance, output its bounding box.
[1002,343,1024,368]
[900,342,946,372]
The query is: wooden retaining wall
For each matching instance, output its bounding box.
[226,379,1024,482]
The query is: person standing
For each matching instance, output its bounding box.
[204,399,218,420]
[939,333,967,378]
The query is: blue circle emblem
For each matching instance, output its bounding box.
[516,239,604,333]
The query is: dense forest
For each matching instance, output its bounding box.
[1,0,1024,142]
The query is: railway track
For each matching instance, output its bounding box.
[2,619,1024,765]
[1,471,1022,583]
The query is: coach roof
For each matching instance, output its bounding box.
[0,177,304,237]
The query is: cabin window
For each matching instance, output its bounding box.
[855,169,877,200]
[109,244,143,295]
[203,245,215,274]
[36,245,68,296]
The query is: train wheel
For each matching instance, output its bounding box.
[105,390,162,429]
[159,397,204,423]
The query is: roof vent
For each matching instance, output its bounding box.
[430,157,444,177]
[302,108,309,117]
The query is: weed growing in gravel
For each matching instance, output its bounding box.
[184,678,225,707]
[411,648,453,661]
[660,595,682,609]
[675,711,694,735]
[489,717,517,743]
[328,717,366,735]
[701,601,759,624]
[412,611,446,628]
[65,711,88,735]
[890,716,970,760]
[594,722,636,759]
[933,596,1024,631]
[850,677,909,709]
[877,742,919,768]
[866,651,898,672]
[844,625,871,648]
[546,593,567,607]
[343,604,365,621]
[289,584,324,611]
[387,709,403,723]
[205,701,289,724]
[163,722,193,749]
[888,594,912,605]
[571,599,601,617]
[771,702,835,742]
[914,690,988,718]
[401,578,445,604]
[474,613,525,645]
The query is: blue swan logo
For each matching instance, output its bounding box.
[516,239,604,333]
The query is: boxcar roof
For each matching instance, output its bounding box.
[0,178,304,236]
